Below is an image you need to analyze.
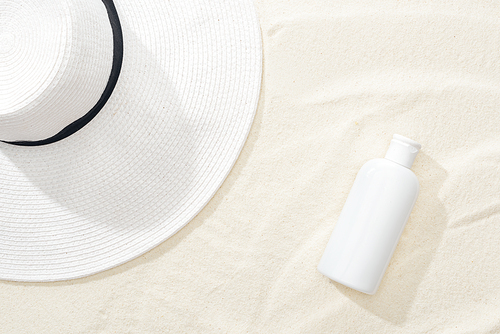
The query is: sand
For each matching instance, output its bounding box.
[1,0,500,332]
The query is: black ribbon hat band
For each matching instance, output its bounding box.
[5,0,123,147]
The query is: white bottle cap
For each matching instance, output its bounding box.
[384,134,421,169]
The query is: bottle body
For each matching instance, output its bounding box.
[318,158,419,294]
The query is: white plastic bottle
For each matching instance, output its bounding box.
[318,134,421,295]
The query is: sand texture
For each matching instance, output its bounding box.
[1,0,500,332]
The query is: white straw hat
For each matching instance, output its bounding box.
[0,0,262,281]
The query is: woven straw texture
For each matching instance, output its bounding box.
[0,0,262,281]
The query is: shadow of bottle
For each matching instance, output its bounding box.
[331,152,448,324]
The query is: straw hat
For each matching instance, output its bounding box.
[0,0,262,281]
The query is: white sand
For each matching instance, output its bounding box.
[1,0,500,332]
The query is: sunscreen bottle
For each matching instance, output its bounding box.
[318,134,421,295]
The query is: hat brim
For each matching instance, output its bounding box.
[0,0,262,282]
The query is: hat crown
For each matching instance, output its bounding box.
[0,0,114,142]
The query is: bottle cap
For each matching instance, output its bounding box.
[384,134,421,169]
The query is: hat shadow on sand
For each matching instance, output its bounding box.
[0,24,201,280]
[332,152,449,324]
